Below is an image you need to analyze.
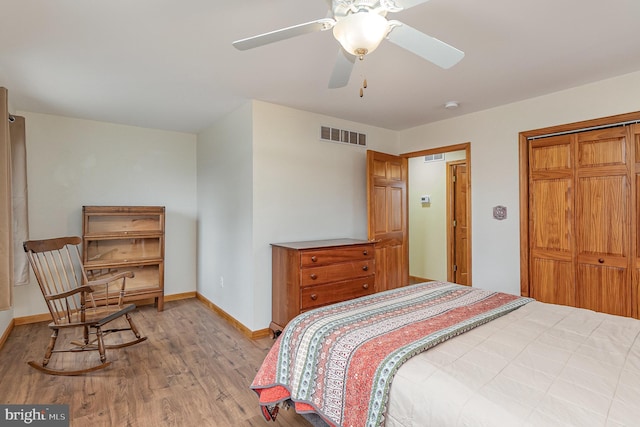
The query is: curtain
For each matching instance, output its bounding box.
[11,115,28,286]
[0,87,12,310]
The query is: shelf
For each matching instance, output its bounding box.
[83,206,165,311]
[85,237,162,263]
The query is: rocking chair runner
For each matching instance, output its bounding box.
[23,236,147,375]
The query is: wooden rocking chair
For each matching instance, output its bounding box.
[23,236,147,375]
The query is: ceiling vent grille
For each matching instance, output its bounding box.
[320,125,367,147]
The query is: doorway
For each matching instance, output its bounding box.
[403,143,471,286]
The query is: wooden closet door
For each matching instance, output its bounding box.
[633,124,640,318]
[575,127,631,317]
[529,135,576,306]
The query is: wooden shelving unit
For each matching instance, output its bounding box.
[82,206,165,311]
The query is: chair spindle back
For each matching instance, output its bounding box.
[24,237,94,325]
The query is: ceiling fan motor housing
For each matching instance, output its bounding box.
[333,0,397,18]
[333,11,390,57]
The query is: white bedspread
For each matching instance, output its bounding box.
[385,301,640,426]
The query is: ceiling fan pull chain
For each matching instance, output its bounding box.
[359,77,368,98]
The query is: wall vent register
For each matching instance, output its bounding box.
[424,153,445,162]
[320,125,367,147]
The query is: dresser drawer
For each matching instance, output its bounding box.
[300,277,375,310]
[300,244,373,267]
[271,239,376,333]
[301,260,373,286]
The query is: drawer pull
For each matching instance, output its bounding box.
[598,258,605,264]
[362,265,369,271]
[310,294,318,301]
[363,250,368,256]
[311,256,317,262]
[362,283,369,289]
[310,274,318,280]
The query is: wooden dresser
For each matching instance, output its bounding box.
[270,239,375,335]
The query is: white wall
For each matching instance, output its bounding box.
[13,112,197,317]
[0,309,11,340]
[196,102,255,328]
[197,100,397,331]
[399,70,640,296]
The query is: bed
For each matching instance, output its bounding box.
[251,281,640,426]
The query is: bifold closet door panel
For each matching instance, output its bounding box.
[529,135,575,306]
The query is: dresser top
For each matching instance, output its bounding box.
[271,238,372,250]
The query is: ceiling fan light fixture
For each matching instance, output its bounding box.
[333,12,389,59]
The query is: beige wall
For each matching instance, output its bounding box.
[4,70,640,338]
[197,100,398,331]
[12,112,198,318]
[196,102,255,328]
[408,150,466,281]
[399,70,640,296]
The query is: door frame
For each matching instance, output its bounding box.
[402,142,472,287]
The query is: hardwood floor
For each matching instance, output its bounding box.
[0,299,312,427]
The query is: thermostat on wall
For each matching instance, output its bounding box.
[421,195,431,203]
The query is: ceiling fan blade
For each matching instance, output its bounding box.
[233,18,335,51]
[328,48,356,89]
[387,22,464,69]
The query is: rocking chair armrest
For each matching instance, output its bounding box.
[45,285,96,301]
[87,270,135,291]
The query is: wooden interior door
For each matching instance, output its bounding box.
[575,127,631,316]
[528,134,576,306]
[448,161,469,285]
[367,150,408,292]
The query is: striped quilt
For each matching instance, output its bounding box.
[251,281,533,427]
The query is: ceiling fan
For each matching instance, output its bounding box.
[232,0,464,89]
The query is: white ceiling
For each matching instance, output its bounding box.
[1,0,640,134]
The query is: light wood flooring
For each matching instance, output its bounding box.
[0,299,312,427]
